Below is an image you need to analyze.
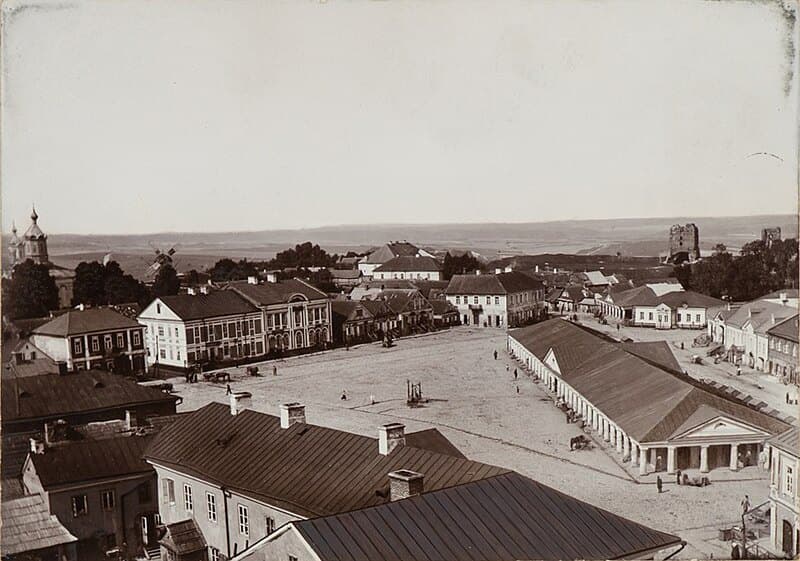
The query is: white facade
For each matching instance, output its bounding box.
[446,293,508,327]
[374,270,441,281]
[769,440,799,557]
[138,299,266,369]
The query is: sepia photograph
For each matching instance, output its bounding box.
[0,0,798,560]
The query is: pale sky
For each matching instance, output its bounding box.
[1,0,797,235]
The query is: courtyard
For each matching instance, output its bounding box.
[165,326,774,559]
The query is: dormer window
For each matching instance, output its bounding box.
[156,304,161,314]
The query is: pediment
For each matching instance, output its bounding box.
[671,408,770,441]
[543,348,561,374]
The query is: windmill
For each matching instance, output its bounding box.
[144,242,178,278]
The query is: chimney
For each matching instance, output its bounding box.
[125,409,135,430]
[535,265,539,273]
[56,361,68,376]
[780,292,788,304]
[280,402,306,428]
[747,308,751,318]
[475,270,481,276]
[187,287,196,295]
[199,286,209,294]
[771,313,776,325]
[247,276,258,285]
[378,423,405,455]
[77,303,85,311]
[495,268,502,275]
[388,469,424,501]
[229,391,252,416]
[29,438,45,455]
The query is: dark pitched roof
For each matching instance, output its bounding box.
[374,256,442,273]
[620,341,682,372]
[293,472,682,561]
[29,435,153,488]
[363,243,421,264]
[160,519,206,555]
[359,299,394,318]
[145,403,509,518]
[768,314,799,342]
[1,494,77,555]
[158,291,260,321]
[228,279,328,307]
[445,272,543,296]
[376,290,432,315]
[330,301,374,321]
[404,428,465,459]
[430,300,458,316]
[510,319,789,443]
[33,307,141,337]
[329,269,362,280]
[2,371,177,424]
[770,427,799,456]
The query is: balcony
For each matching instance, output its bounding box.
[468,304,483,311]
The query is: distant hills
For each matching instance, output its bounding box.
[41,214,796,278]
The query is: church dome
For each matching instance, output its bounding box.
[23,206,46,240]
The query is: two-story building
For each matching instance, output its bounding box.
[138,290,266,371]
[445,271,546,328]
[226,278,332,354]
[330,300,380,345]
[372,256,442,281]
[22,435,161,561]
[597,285,724,329]
[357,242,435,278]
[768,427,798,558]
[29,307,147,374]
[768,314,798,384]
[370,289,433,334]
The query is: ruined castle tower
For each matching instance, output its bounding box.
[668,223,700,263]
[761,227,782,247]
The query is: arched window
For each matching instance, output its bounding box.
[295,331,304,348]
[309,330,317,345]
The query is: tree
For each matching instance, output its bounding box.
[3,260,59,319]
[72,260,149,307]
[208,258,258,282]
[153,264,180,297]
[443,252,483,280]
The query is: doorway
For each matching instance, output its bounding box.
[782,520,794,557]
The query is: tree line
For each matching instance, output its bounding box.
[674,238,798,301]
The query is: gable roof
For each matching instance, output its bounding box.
[28,435,153,489]
[375,290,432,315]
[363,242,421,264]
[33,307,141,337]
[359,299,394,318]
[145,402,509,518]
[724,300,796,330]
[291,472,682,561]
[330,300,374,321]
[157,290,259,321]
[1,494,77,555]
[445,272,543,296]
[2,371,177,425]
[510,319,789,443]
[583,271,611,286]
[374,256,442,273]
[769,427,799,457]
[609,286,724,310]
[160,519,207,555]
[768,314,799,342]
[329,269,362,280]
[620,341,682,372]
[227,279,328,307]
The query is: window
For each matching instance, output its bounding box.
[104,335,113,349]
[183,484,193,511]
[676,313,681,323]
[158,326,164,337]
[160,349,166,359]
[71,495,88,517]
[648,312,653,320]
[696,314,701,323]
[238,504,249,536]
[101,489,115,511]
[91,337,100,352]
[73,339,82,354]
[785,465,794,495]
[116,333,125,348]
[495,296,500,305]
[473,296,478,304]
[175,327,179,338]
[177,351,181,361]
[209,548,221,561]
[157,303,161,314]
[455,296,460,304]
[207,493,217,522]
[486,296,490,305]
[161,478,175,504]
[133,331,141,346]
[266,516,276,534]
[639,312,644,320]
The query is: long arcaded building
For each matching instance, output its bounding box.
[508,318,789,475]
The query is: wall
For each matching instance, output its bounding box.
[769,335,798,383]
[153,464,302,560]
[446,294,507,327]
[29,334,69,363]
[241,527,316,561]
[769,445,799,556]
[376,270,441,281]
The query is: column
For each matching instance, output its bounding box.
[667,446,677,475]
[603,419,611,442]
[639,447,649,475]
[730,443,739,471]
[616,429,623,453]
[700,445,709,473]
[623,436,630,459]
[630,441,639,466]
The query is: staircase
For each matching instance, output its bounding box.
[143,546,161,560]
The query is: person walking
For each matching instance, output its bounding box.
[676,469,682,485]
[516,385,520,394]
[514,368,518,380]
[736,366,741,376]
[741,494,750,514]
[787,392,790,404]
[273,364,277,376]
[656,476,663,494]
[341,390,348,401]
[226,384,232,395]
[493,350,498,360]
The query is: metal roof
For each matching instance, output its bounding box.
[145,403,508,517]
[769,426,799,457]
[292,472,682,561]
[620,341,682,372]
[767,314,799,342]
[374,256,442,273]
[160,519,207,555]
[511,319,789,443]
[445,272,544,296]
[157,290,260,321]
[29,434,154,489]
[33,307,141,337]
[1,494,77,555]
[1,371,177,424]
[227,278,328,307]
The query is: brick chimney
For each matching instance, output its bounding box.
[388,469,424,501]
[280,402,306,428]
[29,438,45,455]
[248,276,258,285]
[199,286,209,294]
[187,287,196,295]
[229,391,252,416]
[378,423,405,455]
